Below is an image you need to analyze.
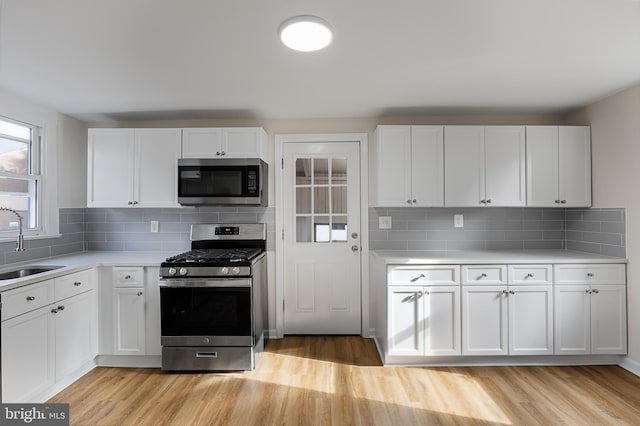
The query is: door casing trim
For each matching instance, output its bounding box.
[274,133,369,338]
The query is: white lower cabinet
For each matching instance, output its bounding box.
[387,266,461,357]
[1,269,97,402]
[112,288,146,355]
[462,284,553,356]
[105,266,161,357]
[462,285,508,355]
[554,264,627,355]
[388,285,461,356]
[554,284,627,355]
[1,305,54,402]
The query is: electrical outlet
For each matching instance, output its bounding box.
[379,216,392,229]
[150,220,159,233]
[454,214,464,228]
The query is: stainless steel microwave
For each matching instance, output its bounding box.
[177,158,268,206]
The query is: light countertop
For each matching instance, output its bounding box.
[0,251,173,292]
[371,249,628,265]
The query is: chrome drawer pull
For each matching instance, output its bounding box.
[26,296,35,301]
[196,352,218,358]
[410,274,426,282]
[587,273,594,278]
[125,275,132,280]
[74,281,82,286]
[526,273,534,278]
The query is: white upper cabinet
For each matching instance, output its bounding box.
[181,127,267,160]
[444,126,525,207]
[88,128,181,208]
[526,126,591,207]
[373,125,444,207]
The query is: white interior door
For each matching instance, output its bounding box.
[283,141,361,334]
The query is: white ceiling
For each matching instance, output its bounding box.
[1,0,639,122]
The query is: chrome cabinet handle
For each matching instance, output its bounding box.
[560,200,567,204]
[486,199,492,204]
[526,273,534,278]
[592,289,599,294]
[51,308,58,314]
[127,201,134,205]
[502,290,509,295]
[554,200,561,204]
[480,199,486,205]
[74,281,82,286]
[587,272,594,278]
[406,199,412,204]
[125,275,132,280]
[412,199,417,204]
[586,289,592,294]
[26,296,35,301]
[480,273,487,278]
[57,305,65,311]
[423,290,430,295]
[509,290,515,295]
[137,291,143,296]
[221,151,226,156]
[411,274,426,282]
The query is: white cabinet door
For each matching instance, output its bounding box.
[1,306,54,402]
[526,126,591,207]
[54,291,94,379]
[554,285,591,355]
[591,284,626,354]
[87,129,135,207]
[508,286,553,355]
[387,286,424,356]
[373,126,412,206]
[113,288,146,355]
[411,126,444,206]
[424,286,460,356]
[444,126,484,206]
[462,285,508,355]
[484,126,525,206]
[134,128,181,207]
[526,126,559,206]
[558,126,591,207]
[222,127,267,159]
[181,128,222,158]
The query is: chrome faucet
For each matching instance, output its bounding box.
[0,207,25,252]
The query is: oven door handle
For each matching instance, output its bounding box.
[159,278,251,288]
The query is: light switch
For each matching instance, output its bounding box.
[150,220,159,233]
[454,214,464,228]
[379,216,392,229]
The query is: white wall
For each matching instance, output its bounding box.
[57,113,88,207]
[567,83,640,365]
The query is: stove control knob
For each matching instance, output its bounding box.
[179,267,188,276]
[168,268,177,276]
[232,267,241,275]
[220,267,229,275]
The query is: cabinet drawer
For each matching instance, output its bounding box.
[113,267,144,287]
[554,264,625,285]
[1,280,54,321]
[461,265,507,285]
[54,269,94,301]
[508,265,553,285]
[389,265,459,286]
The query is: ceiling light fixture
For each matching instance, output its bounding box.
[279,15,333,52]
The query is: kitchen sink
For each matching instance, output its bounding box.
[0,265,64,280]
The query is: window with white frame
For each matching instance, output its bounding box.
[0,116,40,234]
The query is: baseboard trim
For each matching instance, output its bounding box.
[619,356,640,377]
[95,354,161,368]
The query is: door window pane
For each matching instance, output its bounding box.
[295,155,349,243]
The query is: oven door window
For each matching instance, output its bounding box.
[160,287,251,336]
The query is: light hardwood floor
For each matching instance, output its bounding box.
[49,336,640,425]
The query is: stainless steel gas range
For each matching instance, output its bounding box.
[159,223,267,371]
